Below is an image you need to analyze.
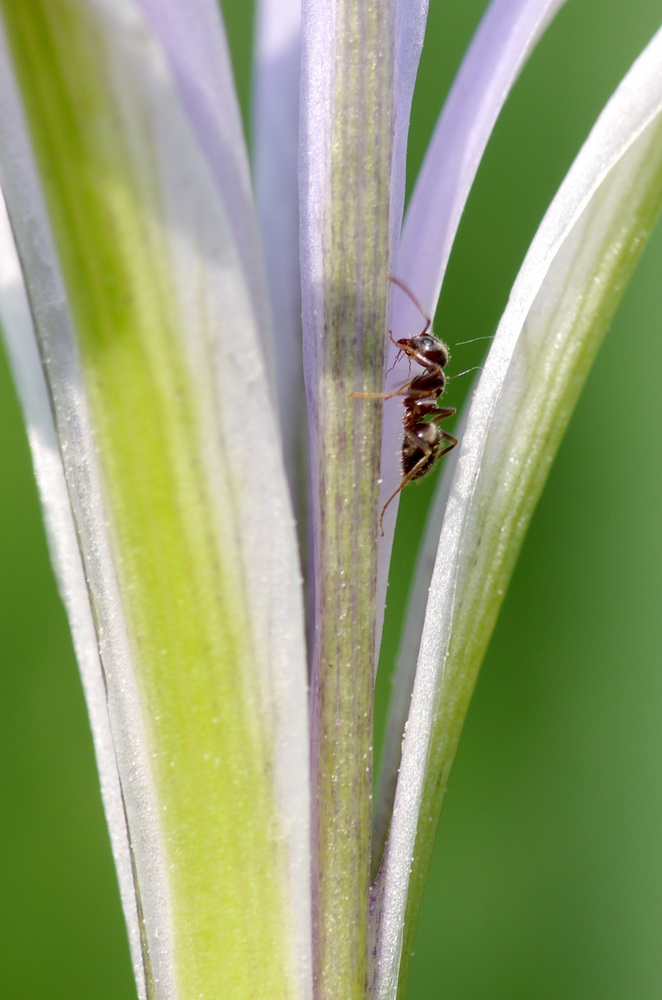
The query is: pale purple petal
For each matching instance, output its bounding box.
[399,0,568,307]
[391,0,432,251]
[376,0,568,641]
[253,0,304,483]
[370,0,431,657]
[136,0,274,371]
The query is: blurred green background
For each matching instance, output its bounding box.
[1,0,661,996]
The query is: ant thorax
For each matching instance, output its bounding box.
[403,367,447,403]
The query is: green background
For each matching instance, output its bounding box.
[1,0,661,996]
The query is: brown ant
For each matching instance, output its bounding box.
[352,275,457,535]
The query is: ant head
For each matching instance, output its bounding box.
[408,333,449,369]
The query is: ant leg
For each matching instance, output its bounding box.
[385,332,411,378]
[388,275,431,335]
[352,364,452,403]
[356,332,415,398]
[428,409,458,455]
[425,406,456,420]
[378,434,437,536]
[350,376,415,401]
[436,432,458,457]
[377,478,410,537]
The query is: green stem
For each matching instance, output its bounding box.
[308,1,395,997]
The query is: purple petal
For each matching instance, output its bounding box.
[392,0,432,252]
[376,0,568,616]
[400,0,568,307]
[371,0,432,655]
[253,0,304,483]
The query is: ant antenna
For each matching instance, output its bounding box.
[454,334,494,347]
[448,365,481,380]
[388,275,431,333]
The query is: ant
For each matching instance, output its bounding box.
[352,275,457,535]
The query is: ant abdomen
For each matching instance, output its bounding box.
[403,423,444,480]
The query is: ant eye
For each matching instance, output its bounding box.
[434,343,449,367]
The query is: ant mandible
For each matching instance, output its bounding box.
[352,275,457,536]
